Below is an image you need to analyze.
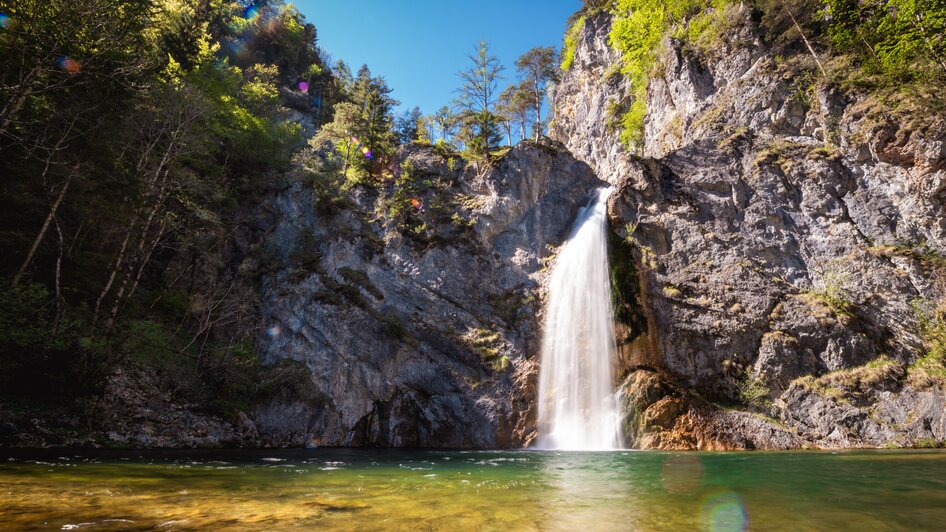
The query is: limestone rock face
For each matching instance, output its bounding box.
[552,9,946,449]
[255,141,603,448]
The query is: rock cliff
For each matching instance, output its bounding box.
[552,8,946,449]
[254,142,603,447]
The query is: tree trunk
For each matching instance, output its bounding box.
[343,138,352,177]
[534,77,542,140]
[126,215,168,305]
[93,137,177,327]
[782,1,827,76]
[12,168,74,286]
[52,215,65,329]
[101,186,169,335]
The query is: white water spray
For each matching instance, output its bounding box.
[537,187,622,450]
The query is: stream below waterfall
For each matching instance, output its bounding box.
[3,449,946,530]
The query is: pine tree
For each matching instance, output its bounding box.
[432,105,458,144]
[395,106,423,144]
[455,41,504,161]
[515,46,559,139]
[350,65,398,177]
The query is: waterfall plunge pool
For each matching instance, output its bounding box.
[2,448,946,530]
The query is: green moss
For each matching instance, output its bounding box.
[915,437,945,449]
[662,285,683,298]
[561,15,586,71]
[907,298,946,388]
[338,268,383,299]
[608,0,736,150]
[608,226,648,344]
[381,313,408,340]
[462,328,509,371]
[794,356,903,403]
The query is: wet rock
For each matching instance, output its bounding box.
[554,9,946,449]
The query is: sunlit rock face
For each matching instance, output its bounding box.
[552,9,946,449]
[256,142,604,448]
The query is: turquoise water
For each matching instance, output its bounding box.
[2,449,945,530]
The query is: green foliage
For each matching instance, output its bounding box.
[738,368,771,408]
[811,270,853,316]
[0,0,324,415]
[822,0,946,82]
[313,65,397,181]
[609,1,676,149]
[674,0,742,56]
[462,328,509,371]
[296,148,350,214]
[608,0,741,150]
[795,356,903,402]
[381,313,408,340]
[515,46,558,138]
[395,106,424,144]
[121,319,200,400]
[385,161,424,232]
[0,283,97,398]
[496,82,534,143]
[349,65,398,176]
[910,298,946,381]
[456,41,505,161]
[561,15,586,71]
[608,226,648,343]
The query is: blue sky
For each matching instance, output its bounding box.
[293,0,582,116]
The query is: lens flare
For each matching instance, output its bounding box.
[347,134,374,160]
[661,454,702,493]
[0,13,11,29]
[266,325,281,338]
[244,4,260,20]
[298,81,309,92]
[57,56,81,74]
[700,491,748,532]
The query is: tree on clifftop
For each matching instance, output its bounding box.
[455,41,504,162]
[350,64,398,178]
[497,82,534,145]
[515,46,559,139]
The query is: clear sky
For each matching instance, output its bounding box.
[293,0,582,116]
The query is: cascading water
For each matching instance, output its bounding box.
[537,187,622,450]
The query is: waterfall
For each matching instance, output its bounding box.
[537,187,622,450]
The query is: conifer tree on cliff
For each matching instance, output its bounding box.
[456,41,504,162]
[515,46,559,140]
[350,64,398,177]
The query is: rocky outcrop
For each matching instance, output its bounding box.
[254,141,603,448]
[0,367,257,448]
[552,8,946,449]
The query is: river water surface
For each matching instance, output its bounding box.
[2,449,945,530]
